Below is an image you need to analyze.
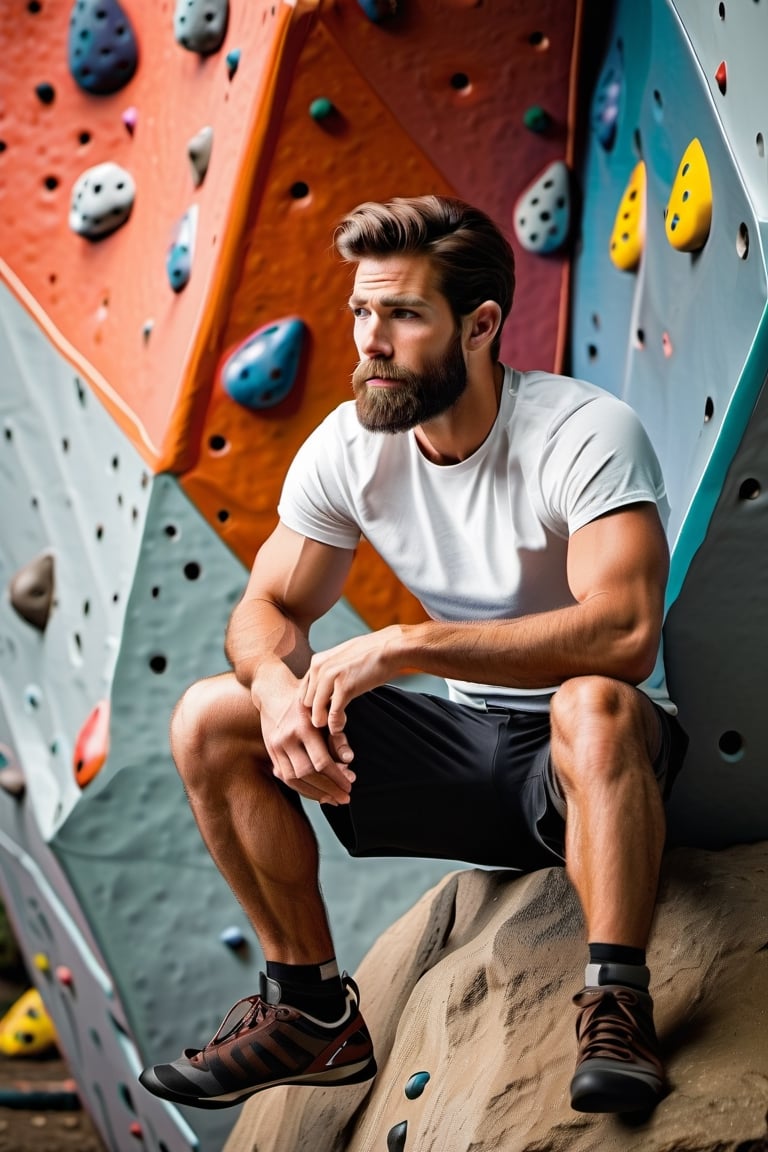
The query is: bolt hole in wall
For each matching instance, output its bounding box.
[736,222,749,260]
[738,478,760,500]
[704,396,714,422]
[718,730,743,761]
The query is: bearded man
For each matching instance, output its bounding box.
[140,195,687,1116]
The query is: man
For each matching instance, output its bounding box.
[139,195,687,1115]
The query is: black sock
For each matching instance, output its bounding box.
[588,943,646,967]
[265,959,346,1022]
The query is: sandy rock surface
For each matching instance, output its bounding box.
[225,843,768,1152]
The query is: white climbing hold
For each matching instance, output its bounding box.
[513,161,570,254]
[69,162,135,240]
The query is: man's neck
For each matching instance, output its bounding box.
[414,362,504,465]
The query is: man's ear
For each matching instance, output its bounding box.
[465,301,502,352]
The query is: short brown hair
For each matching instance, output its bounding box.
[334,195,515,361]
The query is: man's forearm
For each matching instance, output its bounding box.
[399,597,660,689]
[225,597,313,699]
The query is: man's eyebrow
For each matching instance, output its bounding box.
[347,294,429,309]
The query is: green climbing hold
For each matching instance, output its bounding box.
[524,105,551,133]
[309,97,335,122]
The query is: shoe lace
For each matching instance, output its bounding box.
[204,995,289,1051]
[574,987,654,1063]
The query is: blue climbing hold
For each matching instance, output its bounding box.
[386,1121,408,1152]
[219,926,247,950]
[166,206,197,294]
[222,318,307,410]
[404,1071,430,1100]
[68,0,139,96]
[591,39,623,150]
[226,48,240,79]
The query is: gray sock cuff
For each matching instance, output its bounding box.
[584,962,650,990]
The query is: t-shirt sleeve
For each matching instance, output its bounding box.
[537,395,668,536]
[277,418,362,550]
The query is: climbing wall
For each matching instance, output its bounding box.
[571,0,768,847]
[0,2,586,1150]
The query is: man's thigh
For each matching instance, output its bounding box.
[319,686,563,871]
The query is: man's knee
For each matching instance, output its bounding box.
[550,676,652,789]
[170,675,261,786]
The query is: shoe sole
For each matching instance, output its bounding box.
[139,1056,377,1110]
[570,1065,665,1114]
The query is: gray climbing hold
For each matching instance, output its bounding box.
[404,1070,430,1099]
[187,126,213,187]
[69,162,135,240]
[9,552,54,631]
[387,1121,408,1152]
[166,206,197,293]
[513,160,570,254]
[174,0,229,56]
[68,0,139,96]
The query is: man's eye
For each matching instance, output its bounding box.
[352,307,369,318]
[393,309,417,319]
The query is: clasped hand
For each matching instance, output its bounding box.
[259,628,401,807]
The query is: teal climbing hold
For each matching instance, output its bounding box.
[524,105,551,134]
[387,1121,407,1152]
[591,39,623,150]
[357,0,397,21]
[404,1070,430,1099]
[166,206,198,293]
[309,97,335,122]
[222,318,307,410]
[226,48,241,79]
[68,0,139,95]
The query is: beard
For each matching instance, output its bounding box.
[351,331,467,434]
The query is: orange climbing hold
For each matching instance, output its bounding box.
[73,700,110,788]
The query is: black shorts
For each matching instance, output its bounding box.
[319,685,688,872]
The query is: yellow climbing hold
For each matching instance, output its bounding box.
[665,138,713,252]
[610,161,646,271]
[0,987,57,1056]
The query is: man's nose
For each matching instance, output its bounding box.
[358,317,393,360]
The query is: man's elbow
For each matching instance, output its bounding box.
[613,620,661,685]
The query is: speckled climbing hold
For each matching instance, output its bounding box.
[309,97,335,122]
[174,0,229,55]
[73,700,110,788]
[664,138,713,252]
[222,317,307,410]
[226,48,240,78]
[166,206,197,293]
[609,161,646,271]
[8,552,55,631]
[122,106,138,134]
[68,0,139,95]
[523,105,551,134]
[715,60,727,95]
[404,1070,430,1099]
[35,82,56,105]
[514,160,570,254]
[69,162,135,240]
[219,926,247,949]
[591,39,622,150]
[187,126,213,187]
[357,0,397,21]
[386,1121,408,1152]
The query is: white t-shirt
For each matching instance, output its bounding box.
[278,366,675,713]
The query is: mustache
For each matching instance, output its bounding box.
[352,360,413,386]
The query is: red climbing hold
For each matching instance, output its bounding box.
[715,61,727,95]
[73,700,110,788]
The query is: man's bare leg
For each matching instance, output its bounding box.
[550,674,669,1113]
[170,672,335,964]
[549,674,666,949]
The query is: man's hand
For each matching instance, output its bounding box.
[302,627,402,734]
[257,680,356,807]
